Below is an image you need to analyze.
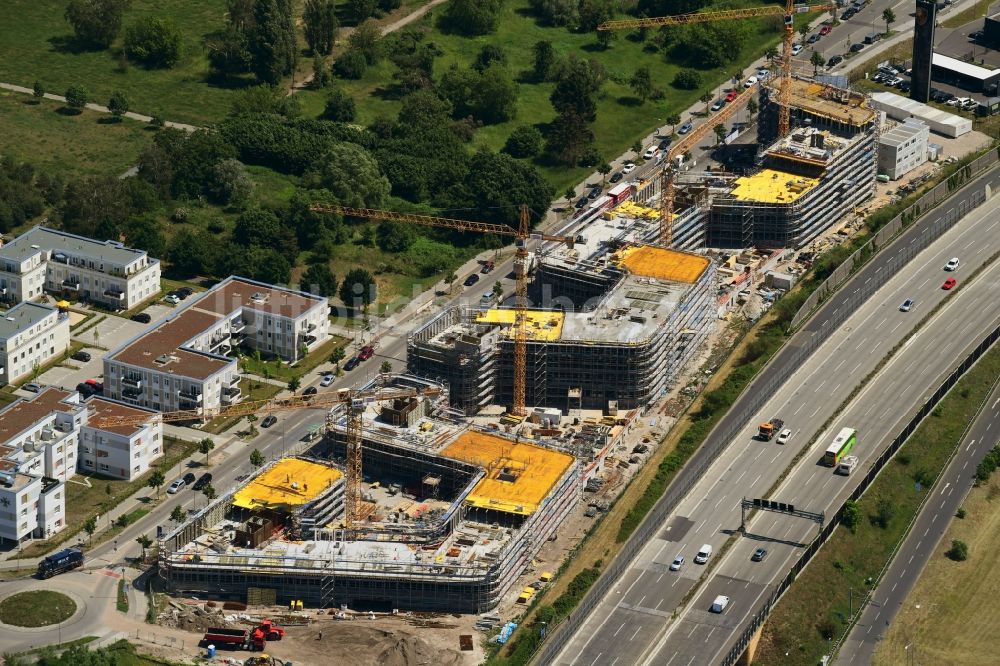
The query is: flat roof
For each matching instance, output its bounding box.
[475,309,564,341]
[870,91,972,132]
[0,226,150,266]
[85,397,157,436]
[933,52,1000,80]
[232,458,342,511]
[880,120,928,147]
[440,432,573,516]
[193,277,324,319]
[0,388,78,447]
[768,77,876,126]
[615,245,710,283]
[0,302,57,339]
[729,169,820,204]
[110,307,230,380]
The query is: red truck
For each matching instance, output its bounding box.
[202,621,283,651]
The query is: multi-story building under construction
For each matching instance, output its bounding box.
[707,77,879,249]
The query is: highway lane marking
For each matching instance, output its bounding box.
[918,277,930,288]
[793,403,803,415]
[688,625,698,638]
[590,653,603,666]
[832,383,841,394]
[612,658,620,666]
[891,321,902,334]
[815,380,826,392]
[631,627,642,641]
[735,469,747,484]
[870,340,882,354]
[715,496,726,509]
[909,554,914,564]
[923,527,930,537]
[637,595,647,608]
[752,473,761,487]
[964,239,976,250]
[940,500,946,510]
[941,482,951,494]
[864,402,875,416]
[614,622,627,637]
[704,627,716,642]
[855,338,867,350]
[878,317,887,328]
[664,652,678,666]
[771,451,782,463]
[993,395,1000,409]
[656,573,664,583]
[810,405,821,418]
[834,359,846,372]
[852,362,863,374]
[655,598,664,611]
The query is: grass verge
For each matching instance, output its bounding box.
[0,590,76,627]
[201,378,283,434]
[117,578,129,613]
[941,0,991,28]
[239,335,349,382]
[753,336,1000,665]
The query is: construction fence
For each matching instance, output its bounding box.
[530,152,1000,666]
[790,149,1000,330]
[719,319,1000,666]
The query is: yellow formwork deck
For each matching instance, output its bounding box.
[615,245,710,284]
[475,309,564,341]
[233,458,342,511]
[616,201,660,219]
[441,432,574,516]
[729,169,819,204]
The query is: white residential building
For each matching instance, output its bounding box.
[0,302,71,386]
[0,226,161,310]
[0,471,64,545]
[105,276,330,415]
[878,118,930,180]
[79,398,163,481]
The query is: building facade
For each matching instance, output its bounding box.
[79,399,163,481]
[0,302,71,386]
[878,118,930,179]
[0,226,160,310]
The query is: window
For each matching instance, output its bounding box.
[84,460,93,467]
[99,463,109,471]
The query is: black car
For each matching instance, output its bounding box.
[463,274,480,287]
[261,415,277,428]
[344,357,360,371]
[76,382,97,398]
[177,287,194,297]
[303,386,318,396]
[574,196,589,209]
[827,55,843,67]
[609,172,623,184]
[587,186,602,200]
[658,137,672,150]
[130,313,151,324]
[71,351,91,362]
[849,43,865,53]
[193,473,212,491]
[182,472,196,486]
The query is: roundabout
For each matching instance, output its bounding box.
[0,590,78,628]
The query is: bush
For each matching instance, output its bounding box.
[65,0,130,50]
[946,539,969,561]
[322,88,356,122]
[334,50,368,79]
[442,0,503,36]
[956,507,966,519]
[871,495,894,529]
[503,125,544,159]
[108,90,129,118]
[123,17,183,68]
[64,84,89,111]
[841,500,861,532]
[672,68,702,90]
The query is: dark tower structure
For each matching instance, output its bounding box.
[911,0,938,103]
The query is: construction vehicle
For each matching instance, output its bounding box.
[202,626,268,651]
[37,548,83,579]
[757,418,784,441]
[309,203,577,419]
[836,455,859,476]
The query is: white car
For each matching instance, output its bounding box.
[945,257,960,271]
[776,428,792,445]
[791,43,803,56]
[744,75,758,88]
[642,146,659,160]
[164,294,180,305]
[167,479,185,494]
[622,162,636,174]
[757,67,770,78]
[899,298,914,312]
[669,555,685,571]
[320,374,335,387]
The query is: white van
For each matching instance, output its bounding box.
[695,544,713,564]
[711,595,730,613]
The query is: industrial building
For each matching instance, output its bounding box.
[408,230,716,415]
[878,118,930,180]
[158,376,589,613]
[870,91,972,138]
[708,78,879,249]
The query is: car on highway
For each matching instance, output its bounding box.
[942,277,957,290]
[694,544,713,564]
[751,547,768,562]
[791,43,803,56]
[167,478,186,494]
[193,473,212,491]
[819,25,831,36]
[574,196,589,209]
[358,344,375,360]
[71,350,91,362]
[622,161,637,173]
[678,121,693,134]
[899,298,915,312]
[945,257,960,271]
[710,99,725,112]
[642,145,659,160]
[776,428,792,445]
[463,274,480,287]
[261,415,277,428]
[669,555,685,571]
[344,357,360,371]
[303,386,318,396]
[320,374,335,387]
[850,43,865,53]
[744,75,758,88]
[827,55,844,67]
[609,172,623,184]
[131,312,152,324]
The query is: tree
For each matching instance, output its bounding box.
[872,495,895,528]
[322,87,356,122]
[664,113,681,134]
[765,46,778,64]
[842,500,861,532]
[211,159,252,207]
[545,109,594,167]
[135,534,153,559]
[598,162,612,185]
[250,448,266,468]
[170,505,186,523]
[882,8,895,34]
[340,268,377,310]
[503,125,544,158]
[303,0,338,55]
[493,280,504,300]
[32,81,45,100]
[202,484,217,502]
[335,49,368,79]
[798,22,810,46]
[198,437,215,464]
[376,219,417,252]
[303,263,338,297]
[810,50,825,76]
[65,0,131,49]
[443,0,503,36]
[249,0,298,84]
[713,123,726,145]
[83,516,98,543]
[550,56,605,122]
[672,69,701,90]
[349,0,377,22]
[700,92,713,114]
[629,66,653,102]
[64,84,88,113]
[108,90,129,119]
[578,0,615,33]
[450,149,554,228]
[287,376,301,392]
[532,40,557,82]
[946,539,969,561]
[303,143,390,208]
[330,346,347,369]
[123,16,183,68]
[530,0,579,27]
[746,97,758,118]
[147,469,165,496]
[380,360,392,374]
[347,20,383,64]
[473,44,507,73]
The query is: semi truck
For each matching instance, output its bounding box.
[202,620,284,651]
[37,549,84,579]
[757,418,784,441]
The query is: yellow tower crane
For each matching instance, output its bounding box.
[309,204,576,419]
[90,384,442,528]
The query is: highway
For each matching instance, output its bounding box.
[834,375,1000,664]
[555,178,1000,665]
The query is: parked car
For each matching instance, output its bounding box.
[710,99,725,112]
[899,298,915,312]
[670,555,685,571]
[942,277,957,290]
[163,294,180,305]
[819,25,831,36]
[724,90,738,102]
[130,313,152,324]
[658,137,672,150]
[807,33,820,44]
[261,415,277,428]
[23,382,42,393]
[827,55,844,67]
[344,357,360,371]
[303,386,318,396]
[751,547,768,562]
[678,121,693,134]
[757,67,770,78]
[320,374,335,387]
[945,257,960,271]
[609,172,623,184]
[791,43,803,56]
[358,345,375,360]
[622,161,637,173]
[177,287,194,298]
[167,478,186,494]
[193,473,212,491]
[642,145,659,160]
[574,196,589,209]
[744,75,758,88]
[850,43,865,53]
[463,274,480,287]
[587,185,603,199]
[182,472,196,486]
[71,350,91,362]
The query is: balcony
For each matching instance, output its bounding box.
[303,335,317,345]
[229,375,241,386]
[178,389,202,404]
[103,288,125,300]
[307,322,317,332]
[230,318,246,334]
[61,279,80,291]
[209,335,228,351]
[122,386,142,400]
[222,387,242,404]
[123,376,142,389]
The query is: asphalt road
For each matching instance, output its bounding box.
[834,375,1000,664]
[555,169,1000,665]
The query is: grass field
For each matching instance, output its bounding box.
[0,91,151,177]
[0,591,76,627]
[297,0,801,194]
[874,469,1000,665]
[753,341,1000,665]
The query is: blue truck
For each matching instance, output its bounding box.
[37,549,84,579]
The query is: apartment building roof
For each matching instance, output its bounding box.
[0,226,150,267]
[0,388,78,447]
[85,397,158,436]
[194,277,324,319]
[110,308,231,380]
[0,302,58,340]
